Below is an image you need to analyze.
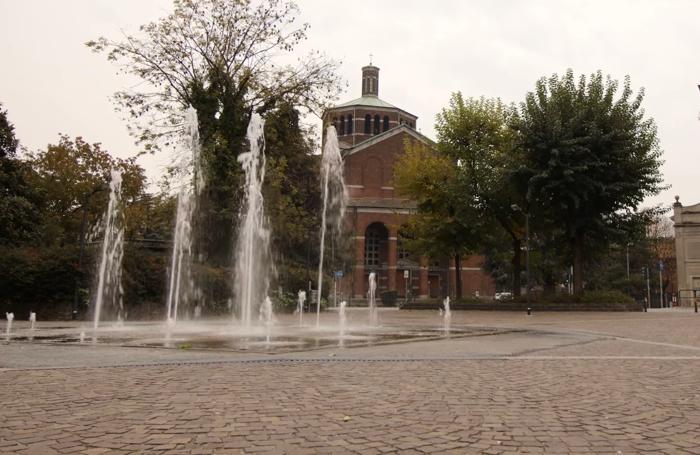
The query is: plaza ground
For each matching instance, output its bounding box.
[2,309,700,454]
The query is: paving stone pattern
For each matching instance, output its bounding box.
[2,310,700,454]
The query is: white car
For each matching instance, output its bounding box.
[494,292,512,301]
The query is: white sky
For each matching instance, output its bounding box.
[1,0,698,208]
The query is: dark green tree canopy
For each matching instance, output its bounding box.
[0,103,19,159]
[514,69,665,293]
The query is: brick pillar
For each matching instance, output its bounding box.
[419,256,429,299]
[388,230,397,292]
[354,235,365,299]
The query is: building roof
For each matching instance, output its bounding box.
[342,124,434,157]
[336,95,399,109]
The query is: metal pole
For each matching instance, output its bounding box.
[645,267,651,310]
[658,263,664,308]
[526,212,530,308]
[694,290,697,313]
[626,244,630,280]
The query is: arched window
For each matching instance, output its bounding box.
[383,116,389,132]
[339,115,345,135]
[373,115,380,135]
[347,114,353,134]
[364,114,371,134]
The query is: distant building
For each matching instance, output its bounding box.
[322,64,495,302]
[673,196,700,303]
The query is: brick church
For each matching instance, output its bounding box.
[323,64,495,302]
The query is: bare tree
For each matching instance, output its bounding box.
[87,0,342,152]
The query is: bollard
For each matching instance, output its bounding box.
[695,290,698,313]
[527,307,531,316]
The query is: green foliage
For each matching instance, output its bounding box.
[0,245,79,318]
[26,135,146,246]
[514,69,665,293]
[88,0,341,271]
[0,104,43,246]
[395,140,478,257]
[86,0,341,153]
[273,292,299,314]
[435,94,527,295]
[0,103,19,159]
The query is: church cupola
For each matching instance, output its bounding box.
[361,64,379,97]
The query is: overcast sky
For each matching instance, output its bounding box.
[1,0,698,208]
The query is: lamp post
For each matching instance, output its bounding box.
[626,242,631,280]
[511,204,530,309]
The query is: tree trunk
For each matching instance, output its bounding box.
[512,238,521,296]
[454,253,462,300]
[573,231,584,295]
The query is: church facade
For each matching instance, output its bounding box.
[323,64,496,303]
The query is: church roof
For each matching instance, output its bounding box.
[336,95,399,109]
[342,124,434,157]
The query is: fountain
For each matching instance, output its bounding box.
[338,300,347,337]
[368,272,378,326]
[28,312,36,330]
[234,113,272,327]
[315,126,347,327]
[297,290,306,327]
[93,170,124,330]
[443,296,452,333]
[260,296,274,344]
[5,312,13,340]
[166,107,203,325]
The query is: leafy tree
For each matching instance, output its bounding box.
[0,103,42,245]
[0,104,19,159]
[514,70,665,294]
[263,102,321,291]
[26,135,146,246]
[87,0,341,152]
[394,140,481,299]
[434,94,526,296]
[87,0,342,264]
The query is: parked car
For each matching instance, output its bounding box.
[494,292,512,301]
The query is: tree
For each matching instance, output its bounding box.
[514,70,665,294]
[0,103,42,246]
[87,0,342,263]
[262,101,322,291]
[434,94,526,296]
[394,140,481,299]
[26,135,146,246]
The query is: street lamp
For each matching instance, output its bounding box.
[511,204,530,309]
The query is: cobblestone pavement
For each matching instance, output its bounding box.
[2,310,700,454]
